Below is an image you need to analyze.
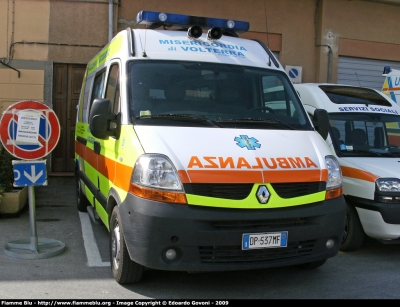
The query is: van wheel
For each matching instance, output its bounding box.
[298,259,327,269]
[76,175,89,212]
[110,206,144,284]
[340,201,365,252]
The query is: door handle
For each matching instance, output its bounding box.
[94,141,101,154]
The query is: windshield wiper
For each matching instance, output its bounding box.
[371,151,400,157]
[341,148,400,157]
[135,114,223,127]
[342,149,399,157]
[216,118,296,130]
[344,149,381,156]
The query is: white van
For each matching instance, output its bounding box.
[75,10,345,284]
[294,83,400,251]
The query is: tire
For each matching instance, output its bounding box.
[340,201,365,252]
[298,259,327,269]
[76,174,89,212]
[110,206,144,284]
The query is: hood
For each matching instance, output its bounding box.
[134,126,331,184]
[341,157,400,179]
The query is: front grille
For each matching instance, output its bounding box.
[184,182,325,200]
[271,182,325,198]
[184,183,253,200]
[211,217,308,230]
[199,240,315,264]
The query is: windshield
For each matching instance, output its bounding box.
[319,85,392,106]
[329,112,400,157]
[127,61,311,130]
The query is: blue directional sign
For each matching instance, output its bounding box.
[12,160,47,187]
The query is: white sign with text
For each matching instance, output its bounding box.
[16,110,40,144]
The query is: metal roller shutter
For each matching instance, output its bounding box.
[337,56,400,90]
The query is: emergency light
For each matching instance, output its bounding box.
[383,66,391,75]
[136,10,250,39]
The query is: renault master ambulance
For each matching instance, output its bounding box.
[75,10,345,284]
[294,83,400,251]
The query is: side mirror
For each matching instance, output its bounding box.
[89,98,118,139]
[313,109,329,140]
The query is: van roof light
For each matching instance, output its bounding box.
[136,10,250,35]
[383,66,391,75]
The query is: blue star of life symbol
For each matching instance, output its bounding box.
[234,135,261,150]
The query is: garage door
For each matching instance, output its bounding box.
[337,56,400,91]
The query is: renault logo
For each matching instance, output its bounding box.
[256,185,270,204]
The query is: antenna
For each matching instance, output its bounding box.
[355,72,361,87]
[264,0,271,66]
[138,33,147,57]
[139,12,148,57]
[264,0,270,48]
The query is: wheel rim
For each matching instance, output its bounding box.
[112,221,121,270]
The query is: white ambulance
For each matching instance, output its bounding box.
[294,83,400,251]
[75,10,345,284]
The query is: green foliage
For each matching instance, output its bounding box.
[0,147,16,193]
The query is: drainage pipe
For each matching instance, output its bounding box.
[109,0,113,42]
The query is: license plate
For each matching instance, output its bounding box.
[242,231,288,250]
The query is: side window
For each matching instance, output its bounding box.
[262,76,301,118]
[89,70,106,114]
[81,74,94,123]
[105,64,120,114]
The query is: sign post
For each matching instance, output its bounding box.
[0,100,65,259]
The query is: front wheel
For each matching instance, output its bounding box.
[76,174,89,212]
[110,206,144,284]
[340,201,365,252]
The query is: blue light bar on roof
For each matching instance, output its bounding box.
[383,66,391,75]
[136,10,250,34]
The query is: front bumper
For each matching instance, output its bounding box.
[119,194,346,272]
[348,195,400,240]
[347,195,400,224]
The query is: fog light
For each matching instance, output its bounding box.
[165,248,177,260]
[326,239,335,249]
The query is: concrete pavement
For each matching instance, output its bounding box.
[0,176,115,299]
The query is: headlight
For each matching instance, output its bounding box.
[131,154,183,191]
[325,155,342,190]
[375,178,400,203]
[376,178,400,192]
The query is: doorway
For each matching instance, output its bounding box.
[52,64,86,174]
